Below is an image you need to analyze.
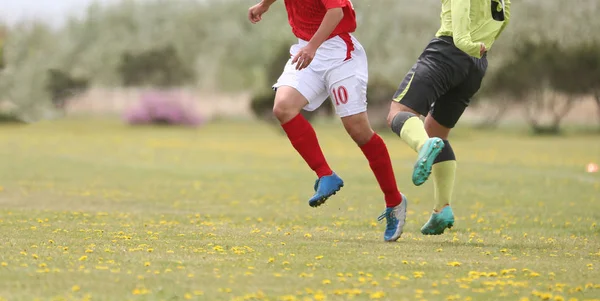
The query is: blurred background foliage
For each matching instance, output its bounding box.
[0,0,599,133]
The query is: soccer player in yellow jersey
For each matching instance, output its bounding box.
[386,0,510,235]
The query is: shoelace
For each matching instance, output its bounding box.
[377,209,396,223]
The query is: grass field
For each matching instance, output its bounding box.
[0,119,599,301]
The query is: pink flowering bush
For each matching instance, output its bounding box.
[124,90,203,127]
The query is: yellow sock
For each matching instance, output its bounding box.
[432,160,456,212]
[399,116,429,152]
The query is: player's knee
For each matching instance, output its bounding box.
[389,111,417,136]
[387,103,418,129]
[272,101,298,123]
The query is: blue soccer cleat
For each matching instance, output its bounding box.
[377,194,408,242]
[421,206,455,235]
[412,137,445,186]
[308,172,344,207]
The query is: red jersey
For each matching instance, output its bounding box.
[284,0,357,42]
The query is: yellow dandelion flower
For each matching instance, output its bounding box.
[132,288,149,295]
[79,256,87,261]
[184,293,192,300]
[315,255,324,260]
[72,285,80,292]
[322,279,331,285]
[447,261,461,267]
[304,233,312,238]
[85,249,93,254]
[144,262,151,267]
[1,262,7,267]
[369,291,385,299]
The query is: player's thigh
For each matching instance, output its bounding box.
[325,59,368,118]
[393,38,472,116]
[391,59,449,117]
[430,58,487,129]
[273,58,329,112]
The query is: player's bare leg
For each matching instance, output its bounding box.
[387,102,445,186]
[342,112,407,242]
[274,86,344,207]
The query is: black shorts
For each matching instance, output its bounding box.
[392,36,488,128]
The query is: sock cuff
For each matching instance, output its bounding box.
[391,111,417,136]
[433,139,456,164]
[281,114,309,134]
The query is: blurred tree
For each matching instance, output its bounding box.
[549,42,600,129]
[45,69,89,109]
[118,45,194,88]
[484,39,586,134]
[0,25,5,71]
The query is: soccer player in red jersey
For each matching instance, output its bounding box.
[248,0,407,241]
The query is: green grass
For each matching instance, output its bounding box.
[0,119,599,301]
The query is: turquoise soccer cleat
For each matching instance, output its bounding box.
[377,194,408,242]
[412,137,445,186]
[308,172,344,207]
[421,206,455,235]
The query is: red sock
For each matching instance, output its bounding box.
[360,133,402,207]
[281,114,333,178]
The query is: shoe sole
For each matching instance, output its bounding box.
[309,184,344,208]
[412,138,445,186]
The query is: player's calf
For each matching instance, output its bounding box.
[341,112,374,146]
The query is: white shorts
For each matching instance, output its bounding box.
[272,34,368,118]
